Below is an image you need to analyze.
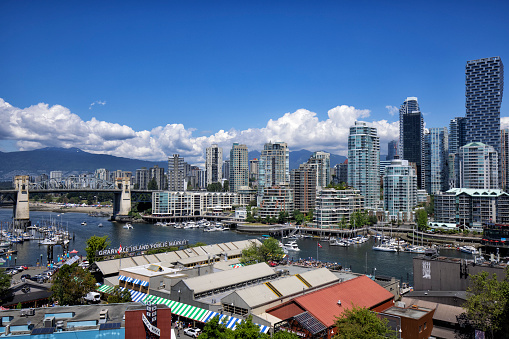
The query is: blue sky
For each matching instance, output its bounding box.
[1,1,508,164]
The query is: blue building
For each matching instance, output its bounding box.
[424,127,449,194]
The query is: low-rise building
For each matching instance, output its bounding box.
[258,185,294,219]
[152,191,242,216]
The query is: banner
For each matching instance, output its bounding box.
[97,240,189,256]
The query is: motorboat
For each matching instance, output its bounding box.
[123,223,133,229]
[39,238,57,245]
[98,223,103,227]
[329,238,350,247]
[81,222,87,226]
[459,245,479,255]
[283,240,300,251]
[372,244,398,252]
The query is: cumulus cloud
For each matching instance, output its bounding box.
[385,105,398,116]
[502,117,509,130]
[89,100,106,109]
[0,98,399,164]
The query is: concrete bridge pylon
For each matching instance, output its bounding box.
[14,175,30,228]
[113,177,132,220]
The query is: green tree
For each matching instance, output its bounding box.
[292,210,304,225]
[462,271,509,338]
[147,177,158,190]
[305,210,314,223]
[278,211,289,224]
[240,237,285,265]
[198,315,234,339]
[16,302,22,309]
[44,194,53,203]
[416,209,428,231]
[223,180,229,192]
[51,263,97,306]
[207,182,223,192]
[0,269,11,302]
[334,305,396,339]
[231,315,269,339]
[85,235,111,264]
[107,286,132,303]
[272,331,300,339]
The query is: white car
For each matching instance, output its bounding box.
[183,327,201,338]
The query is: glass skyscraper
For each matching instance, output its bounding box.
[448,117,467,155]
[465,57,504,154]
[399,97,424,189]
[348,121,380,209]
[424,127,449,194]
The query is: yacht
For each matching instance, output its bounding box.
[283,240,300,251]
[123,223,133,229]
[329,238,350,247]
[39,238,57,245]
[372,244,398,252]
[459,245,479,255]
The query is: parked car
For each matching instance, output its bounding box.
[20,274,31,281]
[183,328,201,338]
[16,265,28,271]
[5,269,18,276]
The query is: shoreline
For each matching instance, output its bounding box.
[28,203,113,215]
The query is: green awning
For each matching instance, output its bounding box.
[142,294,210,322]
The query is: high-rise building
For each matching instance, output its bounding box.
[501,129,509,191]
[94,168,109,181]
[249,159,259,181]
[448,117,467,155]
[229,143,249,193]
[348,121,380,209]
[424,127,449,194]
[387,140,398,161]
[149,165,165,190]
[258,142,289,196]
[222,160,230,181]
[399,97,425,188]
[50,171,63,182]
[458,142,498,189]
[314,188,364,228]
[135,168,149,190]
[168,154,186,191]
[290,163,317,213]
[383,159,417,222]
[206,144,223,186]
[307,151,331,190]
[465,57,504,154]
[333,161,348,185]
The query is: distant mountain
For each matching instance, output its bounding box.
[249,149,346,170]
[0,147,167,180]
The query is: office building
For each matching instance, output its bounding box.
[348,121,380,209]
[387,140,398,161]
[448,117,467,155]
[465,57,504,154]
[206,144,222,186]
[501,129,509,191]
[398,97,420,158]
[401,107,425,188]
[424,127,449,194]
[168,154,186,191]
[229,143,249,193]
[290,163,317,213]
[258,142,290,196]
[458,142,498,189]
[383,159,417,222]
[222,159,230,181]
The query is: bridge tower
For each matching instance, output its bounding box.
[13,175,31,228]
[113,177,132,220]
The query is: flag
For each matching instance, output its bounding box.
[118,244,122,254]
[318,243,322,248]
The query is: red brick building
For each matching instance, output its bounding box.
[268,275,395,338]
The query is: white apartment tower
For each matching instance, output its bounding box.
[258,142,289,196]
[206,144,223,187]
[229,143,249,193]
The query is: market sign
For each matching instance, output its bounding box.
[97,240,188,256]
[142,314,160,337]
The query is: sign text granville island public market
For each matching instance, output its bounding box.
[96,240,189,256]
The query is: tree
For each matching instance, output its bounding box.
[85,235,111,264]
[232,315,269,339]
[305,210,314,223]
[416,209,428,231]
[147,177,158,190]
[292,210,304,225]
[51,263,97,306]
[223,180,229,192]
[461,271,509,338]
[272,331,300,339]
[198,315,234,339]
[334,305,396,339]
[240,237,285,265]
[107,286,132,303]
[0,269,11,302]
[207,182,223,192]
[278,211,289,224]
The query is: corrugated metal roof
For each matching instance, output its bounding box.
[270,276,308,296]
[143,254,160,263]
[131,256,149,266]
[200,244,224,255]
[184,263,275,294]
[299,268,339,287]
[234,284,278,307]
[269,275,394,328]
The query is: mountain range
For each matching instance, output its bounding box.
[0,147,347,181]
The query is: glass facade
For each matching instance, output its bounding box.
[424,127,449,194]
[383,159,417,221]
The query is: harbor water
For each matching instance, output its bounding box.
[0,209,472,285]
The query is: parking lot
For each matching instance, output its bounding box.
[5,265,55,286]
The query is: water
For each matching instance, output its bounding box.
[0,209,472,285]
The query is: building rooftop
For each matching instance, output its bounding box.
[381,305,431,320]
[121,263,180,278]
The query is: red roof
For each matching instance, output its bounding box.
[268,275,394,328]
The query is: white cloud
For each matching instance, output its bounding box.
[502,117,509,130]
[385,105,398,116]
[89,100,106,110]
[0,98,400,164]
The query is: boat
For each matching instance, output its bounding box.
[459,245,479,255]
[123,223,133,229]
[372,244,398,252]
[283,240,300,251]
[98,223,103,227]
[81,222,87,226]
[329,238,350,247]
[39,238,57,245]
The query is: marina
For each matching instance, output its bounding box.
[0,208,475,285]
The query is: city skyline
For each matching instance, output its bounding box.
[1,2,508,167]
